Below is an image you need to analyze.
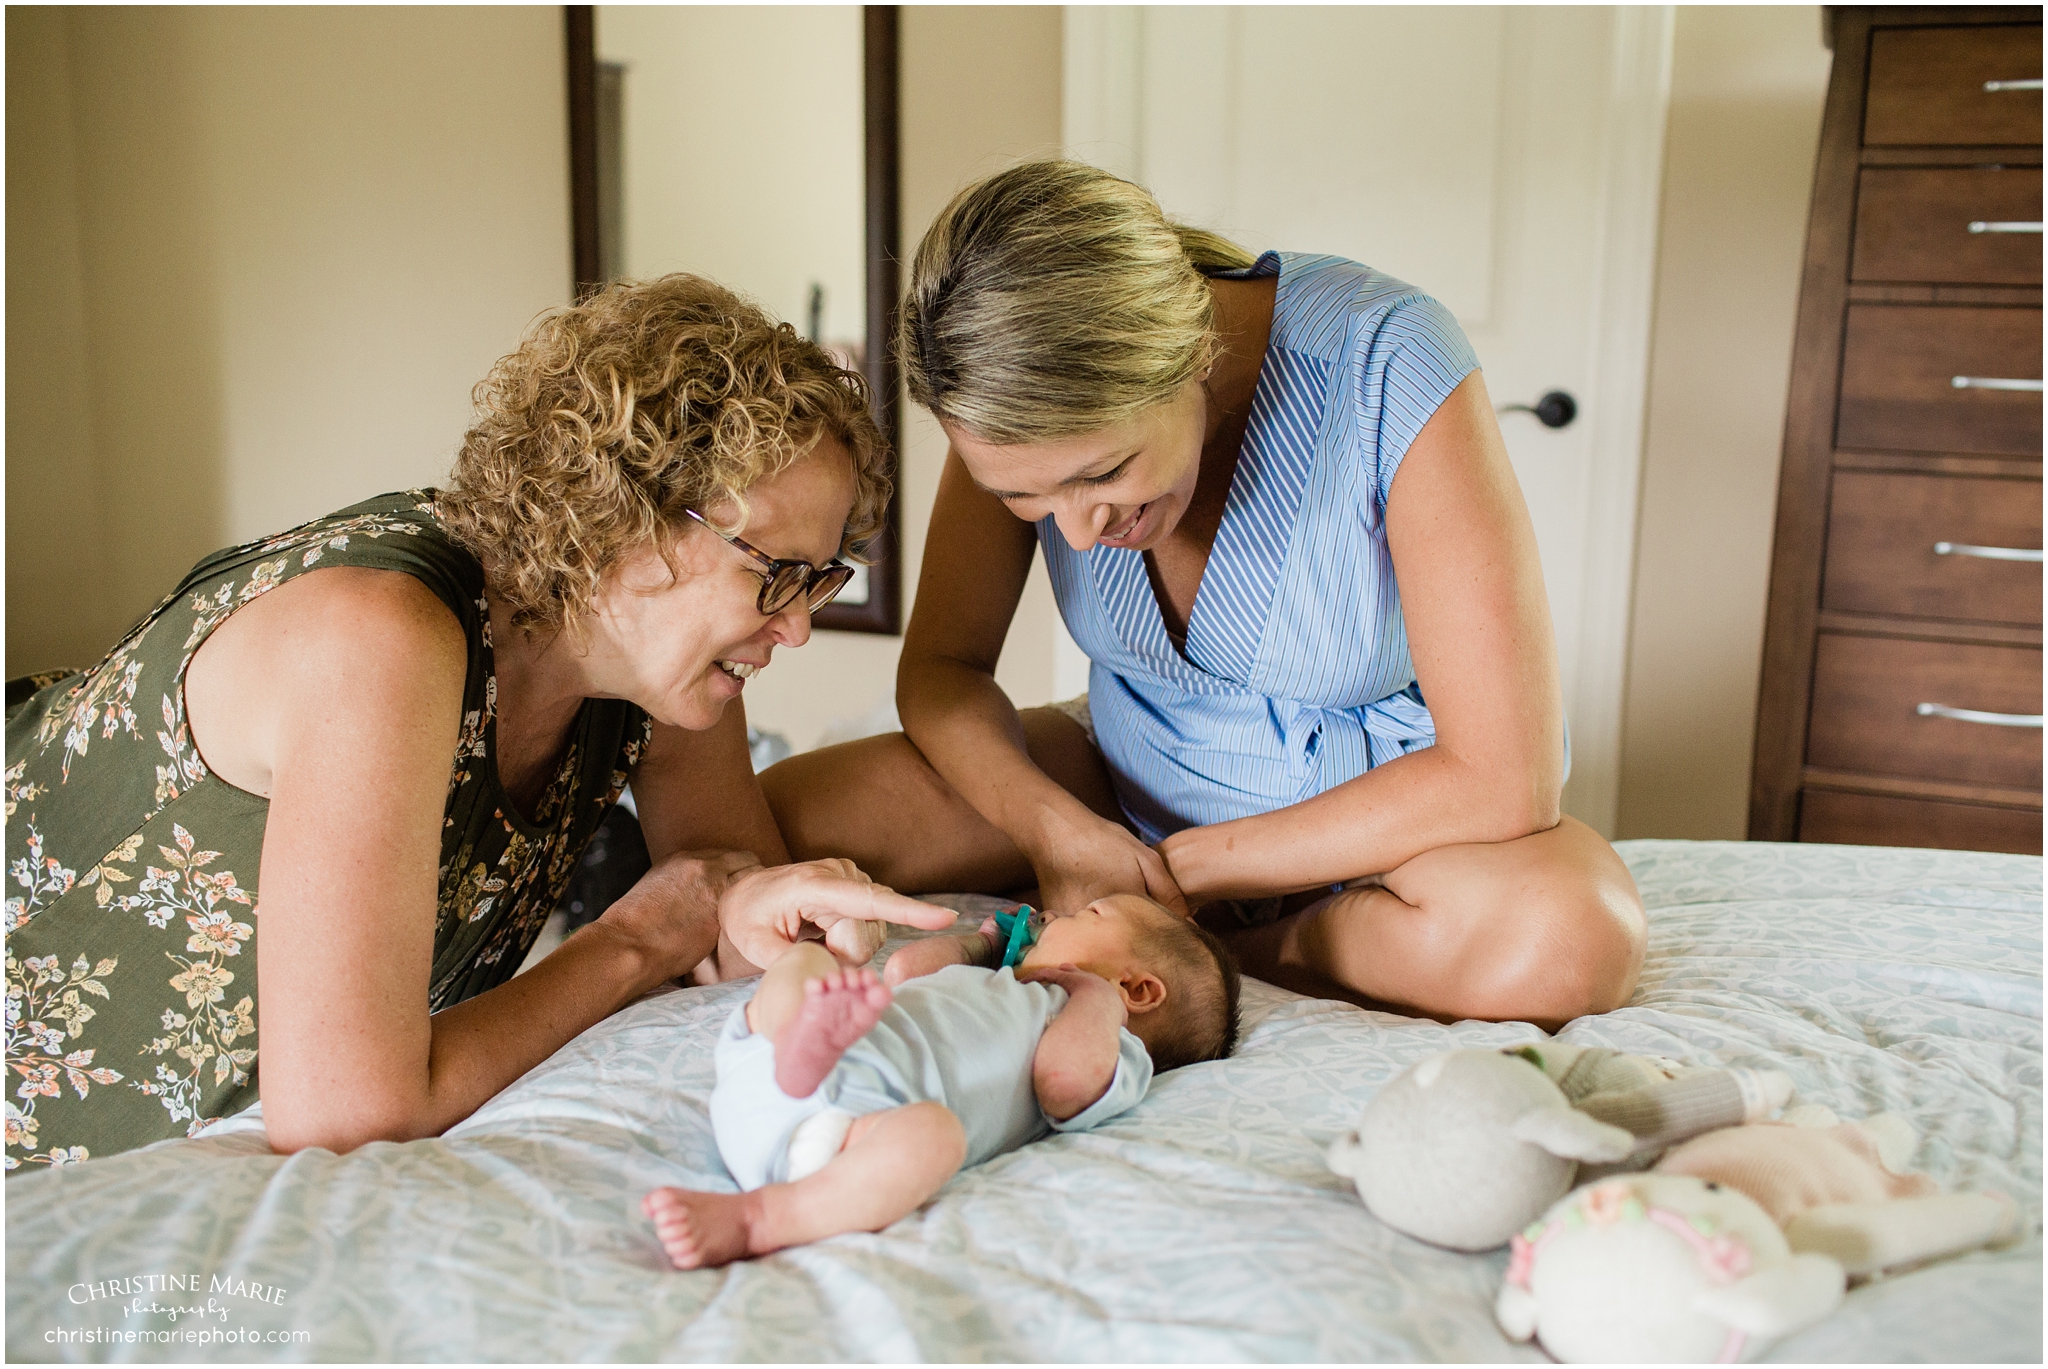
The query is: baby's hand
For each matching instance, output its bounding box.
[882,919,1002,988]
[1018,962,1124,1015]
[819,913,887,967]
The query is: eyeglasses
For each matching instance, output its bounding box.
[681,508,856,616]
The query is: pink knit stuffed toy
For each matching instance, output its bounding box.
[1497,1106,2020,1362]
[1653,1106,2017,1277]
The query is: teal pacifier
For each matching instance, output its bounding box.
[991,905,1043,970]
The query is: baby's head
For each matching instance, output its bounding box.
[1019,894,1242,1071]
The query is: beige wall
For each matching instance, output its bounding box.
[1614,7,1833,839]
[737,5,1070,752]
[6,8,112,670]
[5,6,570,677]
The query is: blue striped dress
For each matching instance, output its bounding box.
[1039,251,1486,844]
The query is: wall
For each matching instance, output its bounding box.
[736,5,1070,752]
[1615,7,1833,840]
[6,9,111,670]
[5,7,570,677]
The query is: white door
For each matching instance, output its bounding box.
[1063,5,1674,835]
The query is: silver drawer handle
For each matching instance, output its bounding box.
[1934,540,2045,562]
[1983,79,2044,92]
[1952,375,2045,391]
[1968,220,2044,233]
[1917,701,2044,728]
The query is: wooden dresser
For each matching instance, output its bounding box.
[1752,8,2043,855]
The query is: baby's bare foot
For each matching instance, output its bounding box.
[773,967,891,1098]
[883,920,999,988]
[643,1186,754,1270]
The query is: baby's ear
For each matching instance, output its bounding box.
[1119,970,1167,1015]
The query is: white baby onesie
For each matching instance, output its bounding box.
[709,964,1153,1190]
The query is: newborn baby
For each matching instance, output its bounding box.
[643,894,1242,1269]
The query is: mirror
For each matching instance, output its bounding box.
[565,5,901,634]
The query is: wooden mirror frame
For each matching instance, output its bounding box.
[563,5,903,635]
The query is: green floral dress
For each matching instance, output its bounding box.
[4,490,650,1172]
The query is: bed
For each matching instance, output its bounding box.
[8,839,2041,1362]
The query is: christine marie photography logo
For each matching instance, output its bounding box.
[41,1271,311,1350]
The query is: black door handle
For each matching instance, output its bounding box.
[1497,390,1577,429]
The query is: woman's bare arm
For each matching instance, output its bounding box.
[632,704,790,869]
[897,451,1066,839]
[195,567,956,1155]
[186,571,702,1155]
[899,453,1185,912]
[1159,372,1564,902]
[629,706,790,981]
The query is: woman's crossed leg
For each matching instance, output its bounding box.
[1215,816,1644,1032]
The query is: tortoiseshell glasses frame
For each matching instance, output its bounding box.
[681,508,856,616]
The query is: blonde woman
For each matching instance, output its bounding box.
[4,275,952,1172]
[765,161,1644,1030]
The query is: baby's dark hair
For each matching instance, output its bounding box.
[1140,915,1243,1072]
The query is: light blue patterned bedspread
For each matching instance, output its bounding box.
[8,840,2041,1361]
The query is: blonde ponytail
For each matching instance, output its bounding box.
[898,160,1256,444]
[1172,225,1258,273]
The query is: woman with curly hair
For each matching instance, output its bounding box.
[765,161,1645,1030]
[3,274,952,1171]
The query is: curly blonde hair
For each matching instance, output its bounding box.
[441,274,889,636]
[899,159,1257,444]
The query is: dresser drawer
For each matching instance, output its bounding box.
[1838,305,2042,455]
[1852,168,2042,285]
[1799,788,2041,854]
[1866,25,2043,147]
[1823,469,2043,624]
[1807,633,2042,787]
